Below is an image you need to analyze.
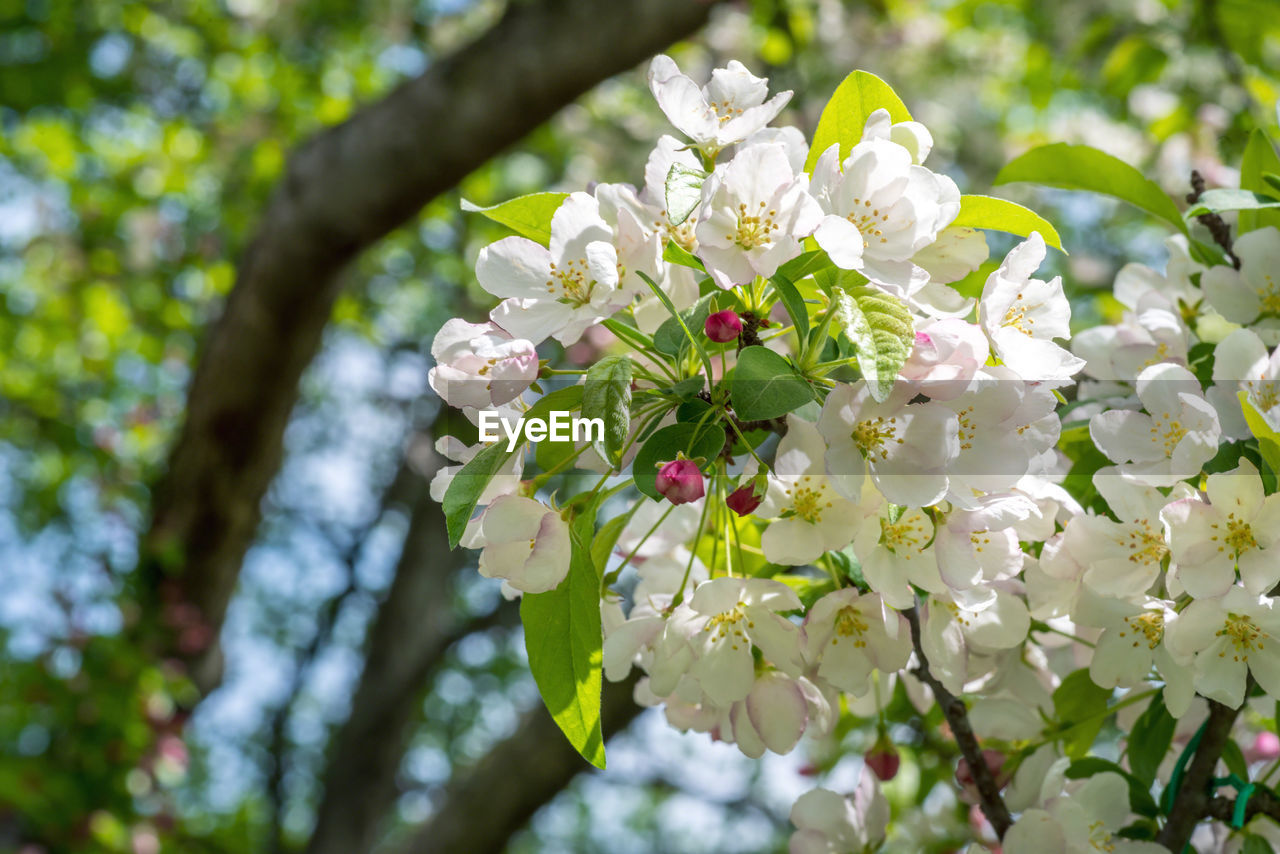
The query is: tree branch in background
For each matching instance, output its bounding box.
[1156,699,1242,852]
[140,0,724,694]
[386,675,644,854]
[903,604,1013,839]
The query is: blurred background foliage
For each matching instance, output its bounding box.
[0,0,1277,851]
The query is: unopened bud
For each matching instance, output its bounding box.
[704,309,743,343]
[655,458,705,505]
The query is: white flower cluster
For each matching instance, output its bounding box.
[426,54,1280,853]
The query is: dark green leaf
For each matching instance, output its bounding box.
[521,508,606,768]
[730,346,815,421]
[769,271,811,339]
[632,422,726,500]
[654,293,716,357]
[582,355,633,467]
[1053,669,1112,758]
[442,442,510,549]
[1128,692,1175,787]
[1222,738,1249,782]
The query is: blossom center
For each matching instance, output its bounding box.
[1257,273,1280,316]
[545,258,597,306]
[851,416,899,459]
[880,515,925,557]
[1119,520,1167,565]
[844,197,891,245]
[956,405,976,450]
[1118,611,1164,649]
[1149,412,1186,455]
[704,605,753,650]
[1001,293,1037,336]
[1087,820,1115,852]
[1248,380,1280,412]
[1217,612,1267,661]
[1209,511,1258,557]
[729,201,779,249]
[708,99,744,124]
[833,606,869,648]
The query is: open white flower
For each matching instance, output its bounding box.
[809,129,960,289]
[789,774,889,854]
[1208,327,1280,440]
[801,588,911,696]
[647,55,792,157]
[476,495,571,594]
[1165,585,1280,707]
[427,318,538,409]
[922,585,1030,695]
[686,576,805,704]
[1162,459,1280,598]
[1089,362,1219,486]
[724,670,813,758]
[1003,771,1165,854]
[758,415,865,565]
[1072,594,1192,713]
[818,381,959,507]
[979,232,1085,383]
[899,318,991,401]
[695,143,822,288]
[479,192,625,345]
[1201,226,1280,325]
[853,503,946,609]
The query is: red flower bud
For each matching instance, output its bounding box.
[726,484,763,516]
[655,458,705,505]
[955,749,1010,797]
[864,741,900,781]
[704,309,743,343]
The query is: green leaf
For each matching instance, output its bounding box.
[632,422,726,500]
[442,385,583,547]
[638,270,714,380]
[776,249,835,282]
[1222,738,1250,782]
[1184,188,1280,219]
[663,239,706,272]
[952,194,1065,252]
[461,191,569,245]
[730,346,815,421]
[1064,758,1159,818]
[829,281,914,403]
[1239,390,1280,479]
[1243,834,1278,854]
[521,508,606,768]
[805,70,912,173]
[1053,669,1112,758]
[582,355,633,467]
[591,509,635,583]
[654,293,716,357]
[1239,131,1280,234]
[442,443,511,549]
[666,163,708,227]
[1127,692,1175,787]
[995,143,1187,234]
[768,271,811,340]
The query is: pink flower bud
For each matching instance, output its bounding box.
[864,741,900,781]
[726,484,763,516]
[1251,731,1280,762]
[655,458,705,505]
[704,309,743,343]
[955,749,1009,798]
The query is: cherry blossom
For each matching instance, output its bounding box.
[647,54,792,157]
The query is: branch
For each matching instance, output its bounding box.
[1186,169,1238,267]
[140,0,725,694]
[1207,786,1280,826]
[903,604,1013,838]
[385,675,644,854]
[1156,699,1243,851]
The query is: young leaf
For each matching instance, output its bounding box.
[768,271,811,339]
[582,355,633,467]
[460,191,569,245]
[1052,669,1112,758]
[1239,390,1280,478]
[829,282,914,403]
[442,442,511,549]
[520,509,606,769]
[730,346,815,421]
[994,143,1187,235]
[666,163,709,227]
[1127,691,1175,787]
[632,422,726,499]
[663,239,706,272]
[654,293,716,357]
[805,70,912,173]
[952,194,1065,252]
[1183,188,1280,219]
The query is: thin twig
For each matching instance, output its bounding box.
[903,604,1013,838]
[1187,169,1239,268]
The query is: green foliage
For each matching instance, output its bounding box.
[1183,189,1280,219]
[461,192,569,245]
[654,293,716,357]
[582,355,633,467]
[520,504,606,769]
[995,143,1187,234]
[1240,131,1280,234]
[1052,669,1112,758]
[665,164,708,226]
[829,282,914,403]
[952,194,1064,252]
[804,70,912,173]
[1127,693,1175,787]
[730,346,814,420]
